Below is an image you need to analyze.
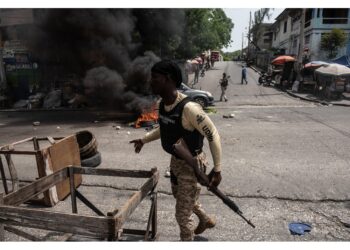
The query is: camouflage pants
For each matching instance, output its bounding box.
[170,153,209,241]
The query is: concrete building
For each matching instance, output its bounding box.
[271,8,350,61]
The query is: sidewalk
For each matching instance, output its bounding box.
[286,90,350,107]
[250,64,350,107]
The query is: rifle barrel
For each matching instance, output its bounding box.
[210,187,256,228]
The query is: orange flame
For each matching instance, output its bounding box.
[135,104,158,128]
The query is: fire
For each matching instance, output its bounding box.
[135,104,158,128]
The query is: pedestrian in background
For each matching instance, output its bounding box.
[241,65,248,84]
[219,73,229,102]
[193,63,200,85]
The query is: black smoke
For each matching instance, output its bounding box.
[23,9,186,113]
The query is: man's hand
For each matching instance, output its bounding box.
[208,170,222,188]
[129,139,144,153]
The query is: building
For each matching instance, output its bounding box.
[0,9,38,103]
[271,8,350,61]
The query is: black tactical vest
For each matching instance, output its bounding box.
[159,97,204,157]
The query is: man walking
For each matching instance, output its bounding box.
[241,65,248,84]
[219,73,229,102]
[130,60,222,241]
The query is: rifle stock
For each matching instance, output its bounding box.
[173,139,255,228]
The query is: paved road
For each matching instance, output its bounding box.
[0,61,350,241]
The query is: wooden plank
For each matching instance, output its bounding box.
[4,226,41,241]
[47,137,56,145]
[2,145,19,192]
[0,156,9,194]
[35,150,54,206]
[0,205,110,238]
[115,171,159,228]
[0,151,37,155]
[144,195,155,240]
[46,135,82,201]
[123,228,148,236]
[3,168,68,206]
[107,213,116,241]
[33,137,40,150]
[11,137,34,146]
[152,192,158,240]
[69,167,77,214]
[37,137,64,141]
[73,167,152,178]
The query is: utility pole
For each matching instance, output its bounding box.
[297,9,306,64]
[292,8,306,91]
[247,11,252,62]
[241,32,244,59]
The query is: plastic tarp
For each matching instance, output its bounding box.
[331,55,350,68]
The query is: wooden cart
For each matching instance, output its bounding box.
[0,166,159,241]
[0,135,82,206]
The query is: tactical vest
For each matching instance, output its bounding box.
[159,97,204,157]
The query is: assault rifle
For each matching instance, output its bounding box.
[173,139,256,228]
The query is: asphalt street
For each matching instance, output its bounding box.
[0,61,349,241]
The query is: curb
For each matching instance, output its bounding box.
[286,90,350,107]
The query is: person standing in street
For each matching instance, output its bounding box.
[219,73,229,102]
[241,65,248,84]
[193,63,200,85]
[130,60,223,241]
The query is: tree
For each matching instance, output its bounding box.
[133,9,234,60]
[321,28,347,59]
[177,9,234,58]
[222,50,241,61]
[250,8,273,48]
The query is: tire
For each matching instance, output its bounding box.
[81,151,102,168]
[193,97,207,108]
[140,120,156,127]
[76,130,98,160]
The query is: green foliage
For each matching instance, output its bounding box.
[222,50,241,61]
[133,9,233,59]
[321,28,347,59]
[251,8,273,45]
[177,9,234,58]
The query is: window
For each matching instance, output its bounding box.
[264,39,271,44]
[293,39,298,49]
[317,9,320,18]
[291,16,300,31]
[323,9,348,24]
[305,9,313,28]
[305,34,311,44]
[283,21,287,33]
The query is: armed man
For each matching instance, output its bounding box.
[130,60,223,241]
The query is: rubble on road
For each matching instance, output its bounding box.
[223,114,235,118]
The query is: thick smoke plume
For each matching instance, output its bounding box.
[23,9,186,113]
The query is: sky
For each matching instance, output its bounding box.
[223,8,283,52]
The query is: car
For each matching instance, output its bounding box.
[177,83,214,108]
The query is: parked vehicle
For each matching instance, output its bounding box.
[258,72,272,86]
[177,83,214,108]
